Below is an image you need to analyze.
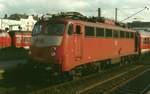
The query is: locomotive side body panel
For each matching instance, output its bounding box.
[63,22,84,71]
[64,21,136,71]
[82,37,135,63]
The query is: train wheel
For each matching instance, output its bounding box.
[120,57,126,66]
[62,72,73,82]
[101,60,111,69]
[100,62,106,70]
[95,62,102,72]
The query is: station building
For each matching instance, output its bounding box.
[0,14,37,31]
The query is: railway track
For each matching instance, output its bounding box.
[0,48,28,61]
[0,59,27,94]
[0,64,128,94]
[28,64,148,94]
[80,65,150,94]
[0,62,149,94]
[0,59,26,80]
[112,67,150,94]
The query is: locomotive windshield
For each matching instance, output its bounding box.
[32,23,42,35]
[32,22,65,36]
[47,23,65,36]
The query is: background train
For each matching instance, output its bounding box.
[4,12,150,83]
[0,28,31,60]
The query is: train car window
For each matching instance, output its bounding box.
[126,32,130,38]
[128,32,131,38]
[16,37,22,44]
[76,25,81,34]
[68,24,73,35]
[130,32,134,38]
[113,30,119,38]
[105,29,112,38]
[146,38,149,44]
[23,36,31,43]
[146,38,148,44]
[144,38,147,44]
[85,26,95,36]
[120,31,125,38]
[96,28,104,37]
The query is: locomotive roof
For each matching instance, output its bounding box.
[39,18,135,33]
[39,12,135,33]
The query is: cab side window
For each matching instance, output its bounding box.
[76,25,81,34]
[105,29,112,37]
[68,24,73,35]
[85,26,95,36]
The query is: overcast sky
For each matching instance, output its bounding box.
[0,0,150,22]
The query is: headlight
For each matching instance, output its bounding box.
[51,51,56,56]
[50,47,56,56]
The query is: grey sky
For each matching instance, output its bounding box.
[0,0,150,22]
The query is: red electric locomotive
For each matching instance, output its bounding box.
[27,12,141,81]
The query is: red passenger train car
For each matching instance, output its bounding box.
[0,29,32,60]
[138,31,150,54]
[0,30,31,50]
[0,29,11,48]
[9,31,31,49]
[28,12,145,80]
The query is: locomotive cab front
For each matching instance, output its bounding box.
[28,18,83,82]
[28,19,74,77]
[30,20,67,62]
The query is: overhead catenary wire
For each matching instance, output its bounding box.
[120,6,149,22]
